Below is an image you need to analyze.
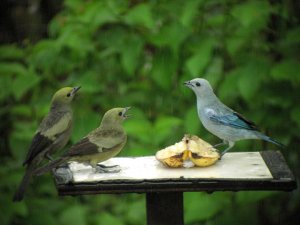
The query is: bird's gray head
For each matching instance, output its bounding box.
[184,78,214,98]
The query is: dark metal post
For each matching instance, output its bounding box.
[146,192,184,225]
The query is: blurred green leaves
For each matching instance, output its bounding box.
[120,34,144,76]
[59,205,87,225]
[125,3,154,29]
[151,49,177,90]
[186,38,214,76]
[12,70,41,100]
[1,0,300,225]
[0,45,25,60]
[0,62,27,76]
[185,192,231,223]
[231,1,271,28]
[271,59,300,82]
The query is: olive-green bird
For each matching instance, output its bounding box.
[13,86,80,202]
[35,107,130,175]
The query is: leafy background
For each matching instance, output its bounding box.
[0,0,299,224]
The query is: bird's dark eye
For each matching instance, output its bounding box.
[118,112,122,116]
[196,82,201,87]
[67,93,71,97]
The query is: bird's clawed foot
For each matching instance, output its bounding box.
[208,142,226,154]
[45,153,54,161]
[213,142,226,148]
[96,164,121,173]
[218,150,228,160]
[219,142,235,158]
[209,140,233,160]
[219,152,225,160]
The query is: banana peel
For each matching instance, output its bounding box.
[156,134,220,168]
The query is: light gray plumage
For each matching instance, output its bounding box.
[184,78,284,156]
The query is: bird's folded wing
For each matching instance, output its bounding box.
[208,112,258,130]
[23,113,72,166]
[66,137,100,156]
[23,133,53,165]
[66,131,126,157]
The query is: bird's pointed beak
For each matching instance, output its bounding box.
[71,86,81,96]
[122,107,131,119]
[184,80,193,88]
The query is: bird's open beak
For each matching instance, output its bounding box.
[71,86,81,96]
[122,107,131,119]
[184,81,193,88]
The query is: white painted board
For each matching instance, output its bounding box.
[67,152,273,183]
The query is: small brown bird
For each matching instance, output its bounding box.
[13,86,80,201]
[35,107,130,175]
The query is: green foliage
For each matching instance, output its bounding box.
[1,0,300,225]
[185,192,231,223]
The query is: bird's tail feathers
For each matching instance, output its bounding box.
[13,167,34,202]
[261,135,286,149]
[34,158,67,176]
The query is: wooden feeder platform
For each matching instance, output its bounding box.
[55,151,296,225]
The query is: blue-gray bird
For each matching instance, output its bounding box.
[184,78,284,157]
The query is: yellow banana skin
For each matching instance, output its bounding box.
[156,134,220,168]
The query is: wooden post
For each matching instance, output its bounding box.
[146,192,184,225]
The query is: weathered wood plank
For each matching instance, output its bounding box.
[55,151,296,196]
[65,152,273,182]
[261,150,295,180]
